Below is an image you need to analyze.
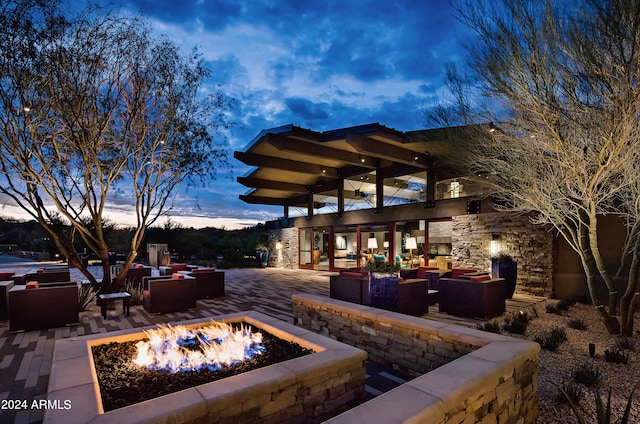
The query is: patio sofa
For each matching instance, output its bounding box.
[180,268,225,299]
[142,274,197,314]
[12,267,71,286]
[110,264,152,284]
[438,275,506,318]
[8,282,79,331]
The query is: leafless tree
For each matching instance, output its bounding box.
[0,1,233,291]
[427,0,640,335]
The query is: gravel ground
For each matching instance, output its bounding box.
[491,299,640,423]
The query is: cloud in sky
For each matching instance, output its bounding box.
[124,0,471,228]
[3,1,470,230]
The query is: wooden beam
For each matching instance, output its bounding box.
[346,133,431,168]
[234,151,339,177]
[237,176,308,193]
[267,134,378,168]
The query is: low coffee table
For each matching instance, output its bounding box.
[98,292,131,319]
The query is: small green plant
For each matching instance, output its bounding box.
[534,326,567,351]
[557,381,583,405]
[557,298,574,310]
[361,258,401,275]
[572,362,601,387]
[604,347,630,364]
[501,310,532,334]
[615,338,635,352]
[567,318,588,330]
[546,303,559,314]
[476,320,501,334]
[562,383,637,424]
[123,280,144,305]
[546,299,572,315]
[78,283,97,311]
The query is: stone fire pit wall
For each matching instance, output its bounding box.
[45,311,367,424]
[292,294,540,424]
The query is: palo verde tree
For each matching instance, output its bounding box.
[0,0,233,292]
[427,0,640,335]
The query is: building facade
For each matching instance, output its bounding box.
[236,123,628,300]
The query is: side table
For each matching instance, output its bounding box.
[98,292,131,319]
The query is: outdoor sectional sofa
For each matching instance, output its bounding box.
[142,274,197,314]
[12,267,71,285]
[329,269,433,316]
[8,281,79,331]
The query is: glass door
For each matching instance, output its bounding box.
[299,228,314,269]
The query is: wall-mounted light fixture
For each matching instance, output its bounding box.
[276,240,282,250]
[489,234,500,256]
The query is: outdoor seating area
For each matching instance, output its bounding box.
[329,265,506,319]
[0,266,546,424]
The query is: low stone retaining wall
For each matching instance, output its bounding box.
[292,294,539,424]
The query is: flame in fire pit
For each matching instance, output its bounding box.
[132,321,265,373]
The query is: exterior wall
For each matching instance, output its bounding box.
[293,294,539,424]
[451,212,554,297]
[268,227,298,269]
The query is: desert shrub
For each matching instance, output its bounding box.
[502,311,531,334]
[572,362,601,387]
[604,347,630,364]
[78,283,97,311]
[567,318,588,330]
[534,327,567,351]
[546,299,572,315]
[123,280,144,305]
[476,320,501,334]
[558,298,575,309]
[557,381,583,405]
[615,338,635,352]
[564,384,637,424]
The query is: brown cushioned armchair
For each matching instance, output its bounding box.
[182,268,225,299]
[329,271,369,304]
[8,282,79,331]
[438,276,506,318]
[142,275,197,314]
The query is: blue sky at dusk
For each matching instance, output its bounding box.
[2,1,472,229]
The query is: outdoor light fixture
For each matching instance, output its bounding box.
[276,240,282,250]
[383,241,389,248]
[490,234,500,256]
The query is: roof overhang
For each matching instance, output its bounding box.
[234,123,471,208]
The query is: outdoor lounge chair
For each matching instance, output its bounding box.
[8,282,79,331]
[142,274,196,314]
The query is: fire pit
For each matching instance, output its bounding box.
[46,311,367,423]
[93,321,313,411]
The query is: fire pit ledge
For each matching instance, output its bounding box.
[45,311,367,424]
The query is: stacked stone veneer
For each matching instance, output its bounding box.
[268,227,298,269]
[452,212,554,297]
[292,294,539,424]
